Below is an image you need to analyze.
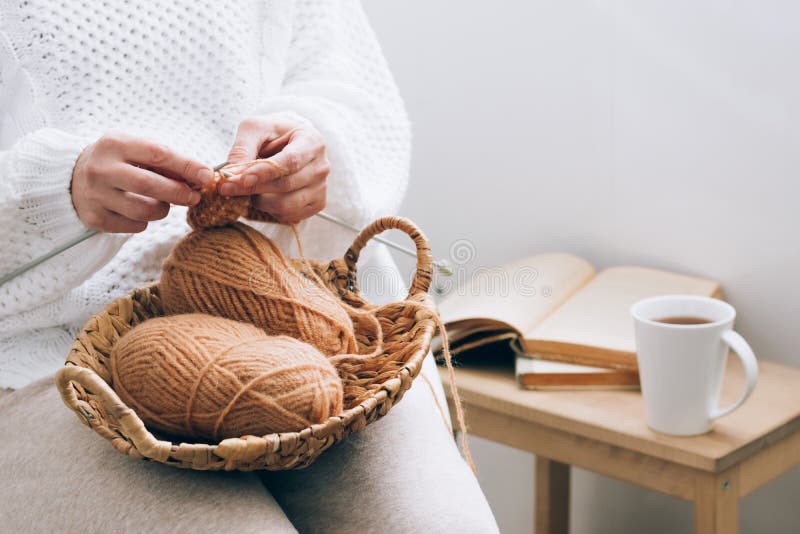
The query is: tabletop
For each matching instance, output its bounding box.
[437,357,800,472]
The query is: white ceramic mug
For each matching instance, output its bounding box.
[630,295,758,436]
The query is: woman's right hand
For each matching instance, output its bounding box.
[70,133,213,233]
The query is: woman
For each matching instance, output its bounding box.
[0,0,499,532]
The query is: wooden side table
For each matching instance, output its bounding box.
[438,359,800,534]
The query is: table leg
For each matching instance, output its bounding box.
[694,467,739,534]
[535,456,570,534]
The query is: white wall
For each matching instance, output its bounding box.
[363,2,800,533]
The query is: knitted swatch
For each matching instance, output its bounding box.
[109,314,344,441]
[187,160,287,230]
[186,172,272,230]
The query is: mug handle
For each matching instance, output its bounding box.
[710,330,759,420]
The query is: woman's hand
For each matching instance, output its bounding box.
[71,133,213,233]
[223,112,330,223]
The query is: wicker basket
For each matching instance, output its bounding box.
[55,216,437,471]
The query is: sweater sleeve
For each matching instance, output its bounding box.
[254,0,411,228]
[0,128,128,318]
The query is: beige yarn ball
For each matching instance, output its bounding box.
[160,221,358,357]
[109,314,344,441]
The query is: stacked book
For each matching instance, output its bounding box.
[434,253,720,390]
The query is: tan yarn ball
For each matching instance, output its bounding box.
[109,314,344,441]
[160,222,358,357]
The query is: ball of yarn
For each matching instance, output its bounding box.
[160,222,357,356]
[109,314,344,441]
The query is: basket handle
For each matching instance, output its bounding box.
[343,216,433,297]
[55,365,174,462]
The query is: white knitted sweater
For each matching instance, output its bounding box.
[0,0,410,389]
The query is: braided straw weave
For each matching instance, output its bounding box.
[55,217,438,471]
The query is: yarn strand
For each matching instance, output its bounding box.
[419,372,452,434]
[432,312,475,472]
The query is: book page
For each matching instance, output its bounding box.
[524,266,720,358]
[438,252,596,334]
[515,356,640,389]
[516,358,620,375]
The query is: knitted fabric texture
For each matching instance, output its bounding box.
[188,179,261,230]
[0,0,411,389]
[110,314,344,441]
[187,160,287,230]
[160,222,359,357]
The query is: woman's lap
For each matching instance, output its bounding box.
[261,355,499,534]
[0,376,296,533]
[0,355,498,533]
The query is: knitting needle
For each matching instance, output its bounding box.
[215,161,454,276]
[0,163,231,287]
[315,211,453,276]
[0,164,453,288]
[0,229,99,287]
[0,164,228,287]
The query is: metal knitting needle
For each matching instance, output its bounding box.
[0,163,453,287]
[0,229,99,287]
[0,165,235,287]
[216,161,454,276]
[315,211,453,276]
[0,164,225,287]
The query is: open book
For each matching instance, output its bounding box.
[435,253,721,387]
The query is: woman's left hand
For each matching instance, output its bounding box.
[222,112,330,223]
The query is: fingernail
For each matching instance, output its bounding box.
[219,183,235,196]
[197,167,213,185]
[188,191,201,205]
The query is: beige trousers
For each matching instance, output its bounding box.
[0,355,498,534]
